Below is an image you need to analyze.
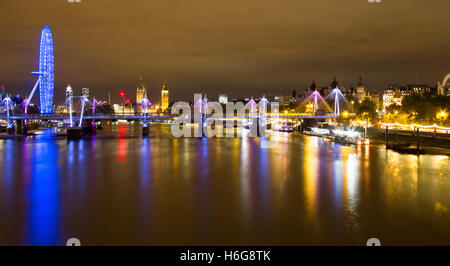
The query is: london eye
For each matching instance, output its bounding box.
[25,25,54,114]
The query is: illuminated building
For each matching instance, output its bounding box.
[278,95,291,107]
[356,76,365,101]
[392,90,404,106]
[366,92,381,109]
[407,84,430,94]
[136,77,147,104]
[382,89,394,108]
[55,105,67,113]
[113,103,133,114]
[306,103,315,113]
[161,80,169,111]
[382,86,412,108]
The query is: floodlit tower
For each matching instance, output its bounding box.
[161,79,169,111]
[136,77,147,104]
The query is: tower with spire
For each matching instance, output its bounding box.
[136,76,147,104]
[161,79,169,111]
[330,76,339,89]
[310,81,317,91]
[328,76,344,95]
[356,75,366,101]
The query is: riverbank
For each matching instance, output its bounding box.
[0,133,26,139]
[370,128,450,156]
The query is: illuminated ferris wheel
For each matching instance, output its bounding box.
[25,25,54,114]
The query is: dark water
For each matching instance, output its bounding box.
[0,123,449,245]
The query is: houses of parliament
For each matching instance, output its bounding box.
[136,77,169,111]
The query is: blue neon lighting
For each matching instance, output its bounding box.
[38,25,54,113]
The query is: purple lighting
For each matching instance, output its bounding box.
[297,90,332,114]
[325,88,351,116]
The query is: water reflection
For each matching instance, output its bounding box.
[303,137,319,223]
[345,153,359,213]
[0,125,449,245]
[29,140,61,245]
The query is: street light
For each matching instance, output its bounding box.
[362,112,369,139]
[436,110,448,124]
[342,111,349,118]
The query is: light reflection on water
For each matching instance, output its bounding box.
[0,124,449,245]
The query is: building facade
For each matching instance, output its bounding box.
[136,78,147,104]
[382,86,412,109]
[382,89,395,109]
[356,76,365,101]
[278,95,291,108]
[407,84,431,94]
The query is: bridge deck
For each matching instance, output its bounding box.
[0,113,337,120]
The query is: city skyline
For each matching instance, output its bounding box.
[1,0,450,250]
[1,0,449,103]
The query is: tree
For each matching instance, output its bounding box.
[386,104,402,114]
[357,98,378,123]
[401,93,450,125]
[345,95,359,114]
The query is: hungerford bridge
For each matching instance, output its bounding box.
[0,26,347,138]
[0,98,340,138]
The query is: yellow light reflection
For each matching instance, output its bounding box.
[172,138,179,178]
[303,137,319,222]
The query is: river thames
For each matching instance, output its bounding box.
[0,123,449,245]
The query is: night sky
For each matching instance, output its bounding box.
[1,0,449,104]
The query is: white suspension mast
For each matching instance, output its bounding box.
[69,96,73,127]
[24,73,42,114]
[78,96,88,127]
[2,97,13,128]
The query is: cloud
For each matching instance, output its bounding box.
[0,0,449,102]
